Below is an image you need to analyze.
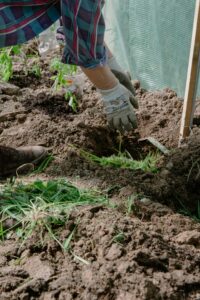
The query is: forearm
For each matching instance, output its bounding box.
[81,65,118,90]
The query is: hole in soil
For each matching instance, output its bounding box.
[10,74,44,89]
[22,93,72,116]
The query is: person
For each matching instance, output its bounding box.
[0,0,138,176]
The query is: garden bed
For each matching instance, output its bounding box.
[0,47,200,300]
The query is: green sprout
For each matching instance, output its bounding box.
[50,58,77,90]
[50,58,78,112]
[0,45,41,81]
[0,47,14,81]
[65,91,78,112]
[30,64,42,78]
[112,230,126,244]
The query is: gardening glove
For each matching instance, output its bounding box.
[111,69,137,104]
[107,56,137,97]
[99,82,138,133]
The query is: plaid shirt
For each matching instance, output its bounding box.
[0,0,106,68]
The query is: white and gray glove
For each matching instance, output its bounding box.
[108,56,136,95]
[99,82,138,132]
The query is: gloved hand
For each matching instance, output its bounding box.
[111,69,136,100]
[99,82,138,132]
[107,56,137,97]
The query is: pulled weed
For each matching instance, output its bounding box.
[0,179,107,249]
[31,154,54,175]
[80,149,160,173]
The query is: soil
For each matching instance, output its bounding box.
[0,49,200,300]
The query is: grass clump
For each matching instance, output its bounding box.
[0,179,107,249]
[31,154,54,175]
[80,149,160,173]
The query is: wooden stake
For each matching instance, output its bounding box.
[179,0,200,145]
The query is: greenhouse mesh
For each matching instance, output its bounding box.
[104,0,200,97]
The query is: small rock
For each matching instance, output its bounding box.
[140,198,152,205]
[106,244,122,261]
[21,249,31,260]
[173,230,200,246]
[16,113,27,123]
[0,82,20,95]
[24,255,54,281]
[117,261,136,274]
[160,169,171,177]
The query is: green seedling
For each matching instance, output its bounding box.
[0,221,5,240]
[0,45,41,81]
[63,226,76,252]
[0,48,13,81]
[0,179,107,249]
[50,58,78,111]
[112,230,126,244]
[127,196,135,215]
[30,64,42,78]
[50,58,77,90]
[65,91,78,112]
[126,194,143,216]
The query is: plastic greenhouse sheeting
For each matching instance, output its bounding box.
[104,0,200,97]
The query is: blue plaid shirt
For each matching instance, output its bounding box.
[0,0,106,68]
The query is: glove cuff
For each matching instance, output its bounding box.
[98,82,121,97]
[108,56,124,74]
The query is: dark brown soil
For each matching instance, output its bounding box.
[1,49,200,300]
[1,206,200,300]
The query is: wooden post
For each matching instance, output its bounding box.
[179,0,200,145]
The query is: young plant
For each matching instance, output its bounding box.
[112,230,126,244]
[0,47,16,81]
[30,64,42,78]
[127,196,135,215]
[0,45,41,81]
[50,58,77,90]
[50,58,78,111]
[65,91,78,112]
